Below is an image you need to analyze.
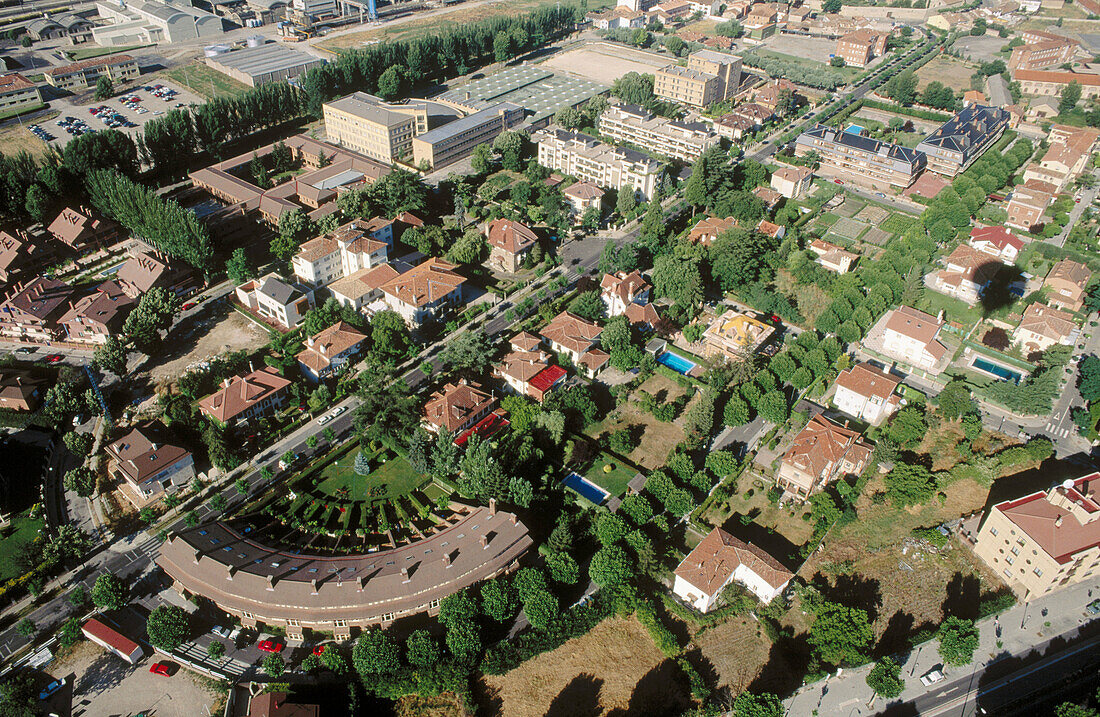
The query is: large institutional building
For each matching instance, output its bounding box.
[654,50,742,108]
[157,504,532,640]
[533,126,660,200]
[971,474,1100,598]
[794,125,926,188]
[915,105,1010,177]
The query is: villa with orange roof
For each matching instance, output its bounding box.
[777,414,872,501]
[672,527,793,610]
[379,258,466,327]
[485,219,537,274]
[197,367,292,426]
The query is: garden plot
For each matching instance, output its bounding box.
[861,226,893,246]
[855,205,890,225]
[826,217,869,242]
[833,198,865,218]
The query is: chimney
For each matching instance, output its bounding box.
[357,576,366,590]
[442,551,452,568]
[1055,515,1063,527]
[192,547,201,564]
[488,498,496,516]
[479,534,489,549]
[226,564,235,580]
[222,378,231,389]
[306,336,314,347]
[318,343,326,355]
[510,513,518,526]
[310,578,319,593]
[266,574,275,590]
[401,566,410,584]
[248,360,255,373]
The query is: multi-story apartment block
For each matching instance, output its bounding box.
[654,50,741,108]
[379,258,466,327]
[835,30,887,68]
[0,277,77,342]
[1009,37,1081,71]
[972,473,1100,598]
[915,105,1010,177]
[411,103,524,170]
[794,125,926,188]
[292,218,391,287]
[1022,124,1100,192]
[0,74,42,114]
[58,280,134,346]
[44,54,139,91]
[533,127,660,200]
[597,103,718,162]
[777,414,873,501]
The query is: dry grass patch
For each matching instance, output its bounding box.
[395,693,465,717]
[144,308,270,389]
[478,615,691,717]
[693,614,773,695]
[775,269,831,326]
[914,55,976,93]
[701,484,817,549]
[0,114,56,159]
[586,373,689,469]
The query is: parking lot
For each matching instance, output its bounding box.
[25,78,207,150]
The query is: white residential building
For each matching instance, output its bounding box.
[969,225,1024,264]
[877,305,949,372]
[379,258,466,327]
[673,527,793,610]
[597,103,718,162]
[600,270,651,317]
[292,218,391,287]
[832,362,902,425]
[532,126,661,201]
[235,273,315,330]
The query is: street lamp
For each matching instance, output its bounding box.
[1020,601,1029,629]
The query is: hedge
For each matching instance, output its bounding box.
[862,98,952,122]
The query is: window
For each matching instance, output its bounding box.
[1011,546,1020,556]
[243,611,255,619]
[334,620,348,628]
[989,527,998,537]
[1006,556,1015,565]
[1034,568,1043,577]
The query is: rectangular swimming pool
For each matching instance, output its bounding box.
[972,357,1023,384]
[561,472,610,504]
[657,351,697,375]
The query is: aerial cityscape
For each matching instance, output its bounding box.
[0,0,1098,714]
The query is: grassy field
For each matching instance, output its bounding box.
[693,614,775,696]
[746,48,863,81]
[914,55,975,93]
[478,615,691,716]
[881,212,917,235]
[67,44,149,61]
[314,450,427,502]
[159,62,251,100]
[917,289,984,328]
[0,511,44,583]
[585,373,689,470]
[0,102,45,122]
[584,453,638,498]
[321,0,606,50]
[0,111,56,159]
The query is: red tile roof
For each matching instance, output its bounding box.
[674,527,792,597]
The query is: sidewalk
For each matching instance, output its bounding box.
[782,578,1100,716]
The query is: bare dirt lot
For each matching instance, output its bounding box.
[915,55,976,92]
[539,43,674,85]
[692,614,774,696]
[478,615,692,716]
[586,373,689,469]
[144,307,270,388]
[758,34,846,64]
[46,640,223,717]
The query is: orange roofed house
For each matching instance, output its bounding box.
[58,280,135,345]
[380,257,466,328]
[485,219,537,274]
[835,30,887,68]
[197,366,292,426]
[831,362,901,425]
[47,206,123,253]
[295,321,367,383]
[115,250,198,299]
[1043,258,1091,312]
[0,276,78,342]
[776,414,872,501]
[422,380,498,435]
[104,422,196,504]
[672,527,793,610]
[972,473,1100,598]
[494,332,567,403]
[540,310,609,378]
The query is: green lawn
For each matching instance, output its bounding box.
[584,453,638,498]
[0,511,44,584]
[745,48,863,81]
[314,449,427,502]
[160,62,251,100]
[881,213,917,234]
[917,290,984,327]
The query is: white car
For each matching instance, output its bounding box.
[330,406,346,418]
[317,414,333,426]
[920,668,946,686]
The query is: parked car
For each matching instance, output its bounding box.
[38,678,64,700]
[211,625,232,638]
[1087,598,1100,615]
[257,639,284,653]
[14,347,33,354]
[920,668,946,686]
[182,302,196,311]
[312,645,326,655]
[149,662,174,676]
[43,354,63,363]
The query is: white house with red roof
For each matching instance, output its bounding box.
[600,271,651,317]
[969,225,1024,264]
[673,527,793,610]
[831,362,902,425]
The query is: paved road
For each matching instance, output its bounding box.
[782,576,1100,716]
[1052,168,1100,248]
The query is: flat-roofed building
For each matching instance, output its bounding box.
[533,126,660,200]
[44,53,139,90]
[157,505,532,639]
[411,102,524,170]
[323,92,464,165]
[972,473,1100,598]
[597,103,718,162]
[654,50,742,107]
[700,312,775,360]
[915,105,1010,177]
[205,42,324,87]
[795,125,926,188]
[0,74,41,114]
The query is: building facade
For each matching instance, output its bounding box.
[533,127,660,200]
[835,30,887,68]
[777,414,873,501]
[672,527,793,610]
[44,54,139,90]
[915,105,1010,177]
[411,103,524,170]
[0,74,42,114]
[654,50,742,107]
[794,125,926,188]
[597,103,718,162]
[832,362,901,425]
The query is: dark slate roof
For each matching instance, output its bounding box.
[916,105,1009,154]
[800,124,924,166]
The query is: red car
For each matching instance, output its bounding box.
[312,645,326,655]
[257,639,284,653]
[182,302,196,311]
[149,662,173,676]
[44,354,63,363]
[833,179,844,185]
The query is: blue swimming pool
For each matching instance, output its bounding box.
[972,357,1023,384]
[657,351,697,375]
[561,472,610,504]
